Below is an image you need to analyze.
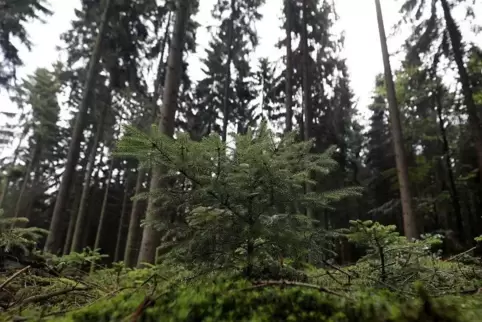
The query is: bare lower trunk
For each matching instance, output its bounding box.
[14,143,40,219]
[45,0,113,253]
[435,89,463,240]
[13,162,33,219]
[63,180,82,255]
[63,137,95,254]
[137,0,192,266]
[70,104,108,253]
[91,158,114,271]
[374,0,417,240]
[114,172,130,262]
[124,169,145,267]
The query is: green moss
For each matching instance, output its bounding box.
[54,279,479,322]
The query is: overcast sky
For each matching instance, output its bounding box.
[0,0,478,134]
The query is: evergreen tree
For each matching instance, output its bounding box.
[196,0,264,141]
[0,0,52,88]
[9,66,62,220]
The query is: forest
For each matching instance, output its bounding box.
[0,0,482,320]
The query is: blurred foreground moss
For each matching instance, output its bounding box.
[52,278,482,322]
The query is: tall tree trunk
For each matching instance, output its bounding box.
[114,171,129,262]
[137,0,192,266]
[435,89,464,240]
[301,0,313,218]
[284,0,293,132]
[92,158,114,260]
[374,0,417,240]
[45,0,113,253]
[440,0,482,182]
[124,169,145,267]
[70,103,108,253]
[124,13,172,268]
[221,0,236,142]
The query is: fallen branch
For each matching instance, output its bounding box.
[242,280,346,298]
[126,296,155,322]
[0,266,30,291]
[20,287,92,305]
[446,246,478,262]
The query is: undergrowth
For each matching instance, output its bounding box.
[1,220,482,321]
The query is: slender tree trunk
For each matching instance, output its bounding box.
[301,0,313,218]
[435,89,463,240]
[25,167,42,221]
[63,179,82,255]
[70,103,108,253]
[284,0,293,132]
[124,13,172,268]
[124,169,145,267]
[137,0,192,266]
[14,143,40,218]
[440,0,482,182]
[0,129,27,208]
[63,135,95,254]
[152,11,172,121]
[92,158,114,257]
[45,0,113,253]
[374,0,417,240]
[301,0,312,142]
[114,171,129,262]
[221,0,236,142]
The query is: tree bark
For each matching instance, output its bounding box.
[221,0,236,142]
[136,0,192,266]
[124,169,145,267]
[62,135,95,254]
[435,88,464,240]
[70,103,108,253]
[63,178,82,255]
[440,0,482,182]
[123,12,172,267]
[14,143,41,218]
[374,0,417,240]
[114,171,129,262]
[284,0,293,132]
[92,158,114,257]
[44,0,113,253]
[301,0,313,218]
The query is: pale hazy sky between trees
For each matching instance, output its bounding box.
[0,0,479,127]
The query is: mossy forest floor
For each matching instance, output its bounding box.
[1,257,482,322]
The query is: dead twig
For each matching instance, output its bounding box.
[242,280,346,298]
[0,266,30,291]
